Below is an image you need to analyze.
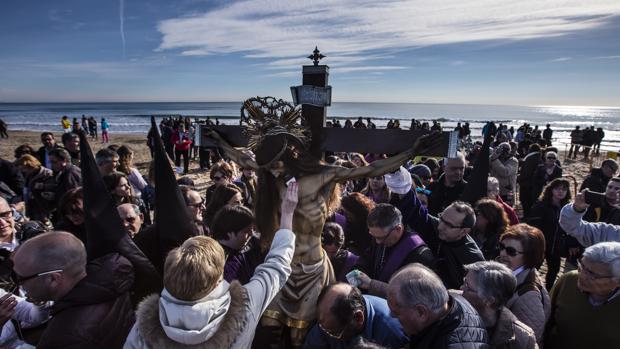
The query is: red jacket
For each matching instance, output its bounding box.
[496,195,520,225]
[171,131,192,151]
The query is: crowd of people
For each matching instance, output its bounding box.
[0,114,617,349]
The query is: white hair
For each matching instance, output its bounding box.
[487,177,499,187]
[583,242,620,278]
[465,261,516,309]
[390,263,448,314]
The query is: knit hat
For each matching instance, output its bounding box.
[410,164,432,179]
[384,166,412,195]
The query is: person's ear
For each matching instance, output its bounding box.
[414,304,429,321]
[139,213,144,221]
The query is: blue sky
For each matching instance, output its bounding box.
[1,0,619,106]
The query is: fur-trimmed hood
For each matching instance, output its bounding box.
[135,281,249,348]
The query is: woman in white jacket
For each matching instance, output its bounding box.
[124,182,299,349]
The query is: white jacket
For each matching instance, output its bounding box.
[559,203,620,246]
[124,228,295,349]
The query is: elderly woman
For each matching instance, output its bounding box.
[472,198,510,260]
[487,177,519,225]
[545,242,620,349]
[14,154,55,222]
[497,224,550,343]
[461,261,537,349]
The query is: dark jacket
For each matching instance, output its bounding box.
[532,164,562,198]
[0,158,24,201]
[579,168,611,193]
[221,236,264,285]
[517,152,542,186]
[398,189,485,289]
[54,164,82,202]
[408,293,489,349]
[38,253,135,349]
[24,166,56,221]
[528,201,580,258]
[583,199,620,225]
[428,174,467,215]
[36,144,61,169]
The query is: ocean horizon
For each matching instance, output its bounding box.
[2,101,619,151]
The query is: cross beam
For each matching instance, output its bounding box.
[198,125,454,157]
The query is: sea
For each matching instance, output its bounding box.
[1,102,619,151]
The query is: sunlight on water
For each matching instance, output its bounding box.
[535,105,619,119]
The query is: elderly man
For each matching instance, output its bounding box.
[545,242,620,349]
[462,261,537,349]
[96,148,119,176]
[0,197,18,252]
[387,264,488,348]
[489,142,518,206]
[117,203,144,238]
[12,231,135,348]
[349,203,434,297]
[124,182,298,349]
[559,189,620,246]
[428,152,468,215]
[302,283,408,349]
[49,148,82,203]
[396,186,485,289]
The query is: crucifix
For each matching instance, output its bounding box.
[201,48,454,347]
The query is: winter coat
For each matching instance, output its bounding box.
[0,159,24,201]
[579,168,611,193]
[559,203,620,246]
[528,201,580,259]
[506,269,550,343]
[36,145,62,170]
[0,288,49,349]
[408,292,489,349]
[490,157,518,197]
[428,174,467,215]
[532,164,562,199]
[302,295,409,349]
[496,195,519,225]
[123,228,295,349]
[38,253,135,349]
[398,189,485,289]
[23,166,55,221]
[170,132,192,152]
[517,152,542,187]
[54,164,82,203]
[488,307,537,349]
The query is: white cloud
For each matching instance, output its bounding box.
[156,0,620,73]
[550,57,572,62]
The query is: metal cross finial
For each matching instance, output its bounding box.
[307,46,325,66]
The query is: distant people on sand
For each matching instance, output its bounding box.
[88,116,98,140]
[61,115,71,133]
[101,117,110,143]
[0,119,8,138]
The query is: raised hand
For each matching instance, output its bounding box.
[412,131,443,156]
[280,181,299,230]
[0,293,17,327]
[573,189,589,212]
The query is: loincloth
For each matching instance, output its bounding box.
[263,250,334,329]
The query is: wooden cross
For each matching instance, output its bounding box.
[199,48,454,158]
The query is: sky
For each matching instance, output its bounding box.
[1,0,620,106]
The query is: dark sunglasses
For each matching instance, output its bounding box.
[499,243,524,257]
[11,269,63,284]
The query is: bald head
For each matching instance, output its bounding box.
[14,231,87,277]
[317,282,366,338]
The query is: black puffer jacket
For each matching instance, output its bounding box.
[427,174,467,215]
[38,253,135,349]
[408,293,489,349]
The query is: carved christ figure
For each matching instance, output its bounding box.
[206,97,440,346]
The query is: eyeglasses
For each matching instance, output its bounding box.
[372,225,398,244]
[499,242,524,257]
[11,269,63,284]
[187,199,205,208]
[318,322,347,339]
[577,260,613,279]
[438,213,463,229]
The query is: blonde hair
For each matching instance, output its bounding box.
[15,154,42,169]
[163,236,226,301]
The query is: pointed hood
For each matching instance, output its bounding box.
[79,130,162,297]
[79,129,127,259]
[461,132,492,206]
[150,116,197,251]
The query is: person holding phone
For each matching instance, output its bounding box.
[0,288,49,349]
[559,188,620,246]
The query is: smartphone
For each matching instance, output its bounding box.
[584,189,606,206]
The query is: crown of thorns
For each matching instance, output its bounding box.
[240,97,310,164]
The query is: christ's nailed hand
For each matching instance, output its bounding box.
[412,131,443,155]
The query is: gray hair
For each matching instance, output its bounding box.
[487,177,499,188]
[583,242,620,278]
[367,204,402,231]
[389,263,448,314]
[443,152,466,166]
[118,203,140,216]
[465,261,516,309]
